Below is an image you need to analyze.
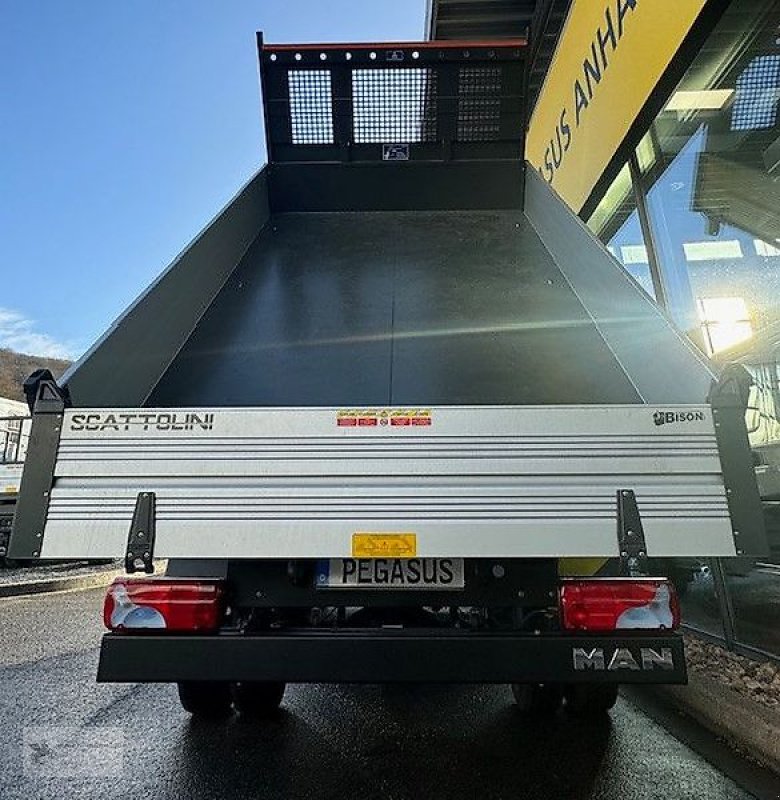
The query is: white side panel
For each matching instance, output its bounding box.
[0,464,24,494]
[39,405,737,559]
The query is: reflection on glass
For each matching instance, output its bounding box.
[698,296,753,354]
[726,559,780,657]
[731,54,780,131]
[586,163,656,299]
[747,362,780,446]
[635,0,780,349]
[656,0,780,658]
[673,559,725,638]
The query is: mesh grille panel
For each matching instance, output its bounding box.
[352,68,437,143]
[288,70,334,144]
[731,55,780,132]
[457,67,502,141]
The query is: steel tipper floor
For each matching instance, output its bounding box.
[1,587,777,800]
[148,211,642,407]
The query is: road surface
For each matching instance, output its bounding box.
[0,587,775,800]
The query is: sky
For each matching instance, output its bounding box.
[1,0,425,360]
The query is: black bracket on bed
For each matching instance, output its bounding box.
[7,370,70,561]
[616,490,648,577]
[708,363,768,556]
[23,368,70,414]
[125,492,156,574]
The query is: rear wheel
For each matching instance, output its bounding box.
[511,683,563,714]
[564,684,619,717]
[177,681,232,718]
[231,681,286,718]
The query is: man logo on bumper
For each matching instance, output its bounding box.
[572,647,675,671]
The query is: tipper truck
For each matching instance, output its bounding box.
[9,36,768,718]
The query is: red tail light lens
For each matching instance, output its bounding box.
[103,578,224,633]
[559,579,680,632]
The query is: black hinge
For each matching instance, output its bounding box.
[616,490,648,577]
[125,492,156,574]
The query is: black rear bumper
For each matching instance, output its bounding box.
[98,630,686,684]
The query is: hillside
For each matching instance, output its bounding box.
[0,348,71,403]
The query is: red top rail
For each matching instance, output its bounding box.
[263,39,528,51]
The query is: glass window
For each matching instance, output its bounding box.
[731,54,780,131]
[633,0,780,356]
[632,0,780,656]
[672,559,726,639]
[726,559,780,657]
[586,163,657,299]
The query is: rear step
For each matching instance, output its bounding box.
[97,629,687,684]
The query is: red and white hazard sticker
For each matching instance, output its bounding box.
[336,408,432,428]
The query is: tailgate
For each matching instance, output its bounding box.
[9,400,766,562]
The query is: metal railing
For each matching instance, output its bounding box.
[0,415,30,465]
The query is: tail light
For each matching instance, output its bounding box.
[103,578,224,633]
[559,579,680,632]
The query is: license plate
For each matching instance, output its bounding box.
[317,558,465,590]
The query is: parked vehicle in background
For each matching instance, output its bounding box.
[0,397,31,565]
[715,323,780,566]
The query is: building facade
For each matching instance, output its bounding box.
[429,0,780,662]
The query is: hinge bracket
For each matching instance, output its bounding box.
[125,492,156,574]
[617,489,648,577]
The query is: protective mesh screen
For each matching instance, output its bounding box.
[457,67,502,141]
[288,70,334,144]
[352,68,437,143]
[731,55,780,131]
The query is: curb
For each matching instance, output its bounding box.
[650,672,780,776]
[0,569,121,599]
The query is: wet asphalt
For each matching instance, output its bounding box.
[0,588,776,800]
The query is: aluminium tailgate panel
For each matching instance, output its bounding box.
[25,404,740,561]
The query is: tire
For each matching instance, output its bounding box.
[177,681,233,718]
[231,681,286,718]
[511,683,563,714]
[564,684,619,717]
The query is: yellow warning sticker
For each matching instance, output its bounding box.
[352,533,417,558]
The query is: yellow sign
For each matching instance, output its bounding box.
[527,0,709,212]
[352,533,417,558]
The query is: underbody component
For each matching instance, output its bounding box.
[98,629,686,684]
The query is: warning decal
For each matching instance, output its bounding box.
[336,408,432,428]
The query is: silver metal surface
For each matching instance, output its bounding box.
[38,405,736,560]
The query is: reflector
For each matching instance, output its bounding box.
[103,578,224,633]
[559,579,680,632]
